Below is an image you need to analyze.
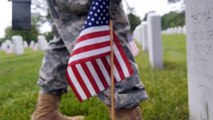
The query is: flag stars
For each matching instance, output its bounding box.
[82,0,110,29]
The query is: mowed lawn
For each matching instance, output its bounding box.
[0,34,188,120]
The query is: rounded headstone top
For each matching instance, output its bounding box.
[12,35,23,41]
[142,22,148,25]
[37,35,46,40]
[148,13,160,17]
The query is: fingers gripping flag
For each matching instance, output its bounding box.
[66,0,133,102]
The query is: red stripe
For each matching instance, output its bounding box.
[102,57,117,83]
[71,41,110,56]
[114,53,125,80]
[114,33,134,76]
[71,65,91,98]
[66,68,83,102]
[69,52,110,65]
[100,57,112,81]
[81,62,100,94]
[78,31,110,42]
[91,60,109,88]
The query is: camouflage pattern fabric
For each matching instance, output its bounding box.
[37,0,148,109]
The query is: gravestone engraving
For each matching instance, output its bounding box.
[186,0,213,119]
[147,13,163,69]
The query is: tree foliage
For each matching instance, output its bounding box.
[1,0,53,42]
[127,13,141,32]
[161,11,185,30]
[4,25,39,42]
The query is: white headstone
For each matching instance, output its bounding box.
[4,40,13,54]
[141,22,148,52]
[12,35,24,55]
[177,26,183,34]
[133,26,142,44]
[1,42,7,51]
[186,0,213,120]
[29,41,35,49]
[32,42,38,52]
[183,25,186,34]
[147,13,163,69]
[37,35,48,51]
[23,41,28,48]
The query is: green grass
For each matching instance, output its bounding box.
[0,34,188,120]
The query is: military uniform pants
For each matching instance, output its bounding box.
[37,35,148,109]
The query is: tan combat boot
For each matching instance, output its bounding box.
[109,106,142,120]
[32,93,84,120]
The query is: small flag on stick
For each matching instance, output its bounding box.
[66,0,133,102]
[128,34,139,57]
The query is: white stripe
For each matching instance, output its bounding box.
[130,42,138,56]
[113,44,130,77]
[133,42,139,52]
[106,56,122,82]
[96,58,110,86]
[76,64,96,96]
[132,47,137,56]
[79,26,109,37]
[131,41,139,53]
[69,46,110,64]
[86,61,105,91]
[73,36,110,51]
[67,67,87,100]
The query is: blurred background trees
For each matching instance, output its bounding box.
[1,0,185,43]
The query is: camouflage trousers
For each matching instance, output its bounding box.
[37,36,148,109]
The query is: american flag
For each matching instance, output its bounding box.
[66,0,133,102]
[128,34,139,57]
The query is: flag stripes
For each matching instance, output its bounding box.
[66,0,134,101]
[67,34,133,101]
[129,40,139,56]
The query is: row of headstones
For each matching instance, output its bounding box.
[0,35,49,55]
[133,13,163,69]
[162,25,186,35]
[135,1,213,119]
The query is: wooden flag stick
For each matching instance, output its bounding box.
[110,20,115,120]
